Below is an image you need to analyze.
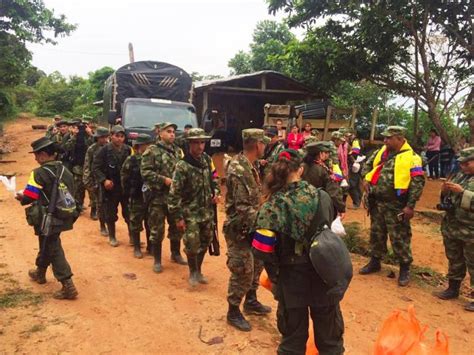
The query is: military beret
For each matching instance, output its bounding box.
[94,127,110,138]
[458,147,474,163]
[306,141,332,155]
[186,128,211,140]
[265,126,278,138]
[111,125,125,134]
[29,137,55,153]
[242,128,271,144]
[160,122,178,131]
[132,133,153,146]
[381,126,407,137]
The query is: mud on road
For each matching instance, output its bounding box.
[0,117,472,354]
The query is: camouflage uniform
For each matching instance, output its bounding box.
[362,129,425,266]
[253,175,344,354]
[83,140,107,222]
[261,140,285,177]
[440,148,474,289]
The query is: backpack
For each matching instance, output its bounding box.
[42,166,78,220]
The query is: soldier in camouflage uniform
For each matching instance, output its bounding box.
[224,129,272,332]
[168,128,221,287]
[434,147,474,312]
[122,134,153,259]
[251,149,345,354]
[259,126,285,179]
[83,127,109,229]
[360,126,425,286]
[45,115,62,139]
[63,119,94,211]
[141,122,186,273]
[92,125,131,247]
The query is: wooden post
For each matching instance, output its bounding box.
[202,90,208,119]
[128,43,135,63]
[351,106,357,128]
[370,108,379,142]
[261,75,267,90]
[323,106,333,140]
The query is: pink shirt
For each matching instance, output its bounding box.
[287,132,303,150]
[426,135,441,151]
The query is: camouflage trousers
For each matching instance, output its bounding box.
[182,218,214,256]
[369,201,413,265]
[86,185,104,220]
[225,237,264,306]
[73,172,86,207]
[441,216,474,288]
[129,196,149,234]
[148,197,181,245]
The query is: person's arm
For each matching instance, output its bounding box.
[168,161,186,222]
[18,170,43,206]
[227,174,257,231]
[140,147,170,190]
[92,146,107,185]
[120,157,131,192]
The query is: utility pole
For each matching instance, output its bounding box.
[128,42,135,63]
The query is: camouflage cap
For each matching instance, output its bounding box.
[340,127,355,136]
[132,133,153,146]
[93,127,110,138]
[185,128,211,140]
[265,126,278,138]
[70,118,83,126]
[56,120,70,126]
[381,125,407,137]
[53,114,62,120]
[306,141,332,155]
[160,122,177,131]
[111,125,126,134]
[277,148,302,165]
[29,137,55,153]
[331,131,346,141]
[242,128,271,144]
[303,135,319,146]
[457,147,474,163]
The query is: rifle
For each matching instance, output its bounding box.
[39,170,60,265]
[207,157,220,256]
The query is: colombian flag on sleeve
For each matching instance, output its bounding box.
[332,163,344,182]
[210,159,218,180]
[252,229,276,262]
[351,139,361,155]
[24,171,42,200]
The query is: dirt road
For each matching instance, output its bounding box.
[0,117,472,354]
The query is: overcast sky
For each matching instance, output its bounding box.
[26,0,292,78]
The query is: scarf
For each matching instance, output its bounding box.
[338,142,349,177]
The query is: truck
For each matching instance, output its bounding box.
[101,61,198,139]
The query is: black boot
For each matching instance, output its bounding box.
[187,255,198,287]
[170,240,187,265]
[53,278,78,300]
[90,206,98,220]
[107,222,118,247]
[152,242,162,273]
[359,257,381,275]
[131,231,143,259]
[227,304,251,332]
[196,251,208,284]
[434,279,461,300]
[145,227,151,254]
[28,267,47,284]
[398,263,410,287]
[243,289,272,315]
[100,220,108,237]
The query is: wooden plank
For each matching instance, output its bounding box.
[0,160,16,164]
[323,106,332,139]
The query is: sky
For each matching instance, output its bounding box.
[26,0,291,78]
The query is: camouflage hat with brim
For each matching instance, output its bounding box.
[160,122,178,131]
[70,118,83,126]
[265,126,278,138]
[242,128,271,144]
[29,137,55,153]
[340,127,355,136]
[111,125,126,134]
[185,128,211,140]
[303,135,319,146]
[457,147,474,163]
[132,133,153,146]
[306,141,332,155]
[94,127,110,138]
[331,131,346,141]
[381,125,407,137]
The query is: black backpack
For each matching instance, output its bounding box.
[42,166,78,220]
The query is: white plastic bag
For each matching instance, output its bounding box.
[331,216,346,236]
[0,175,16,195]
[340,179,349,188]
[351,162,361,173]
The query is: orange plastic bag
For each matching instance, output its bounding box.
[373,305,449,355]
[260,271,319,355]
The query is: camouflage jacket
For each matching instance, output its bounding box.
[362,148,425,208]
[92,143,131,190]
[140,141,182,199]
[442,172,474,234]
[63,133,94,173]
[121,154,144,199]
[82,142,105,187]
[260,142,285,176]
[224,153,261,240]
[168,153,220,223]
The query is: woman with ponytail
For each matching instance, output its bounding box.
[251,149,345,355]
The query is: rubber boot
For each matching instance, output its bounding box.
[53,278,78,300]
[145,226,151,255]
[131,231,143,259]
[187,255,199,287]
[243,289,272,315]
[107,222,118,247]
[398,263,410,287]
[170,240,187,265]
[90,206,98,220]
[28,267,47,284]
[152,242,162,273]
[196,251,208,284]
[227,304,251,332]
[128,226,134,246]
[359,257,381,275]
[100,220,108,237]
[434,279,461,300]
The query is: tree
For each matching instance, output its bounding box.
[266,0,473,145]
[88,66,114,101]
[228,51,253,75]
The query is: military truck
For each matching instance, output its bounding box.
[101,61,198,139]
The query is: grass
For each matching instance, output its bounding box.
[0,287,43,309]
[27,324,46,333]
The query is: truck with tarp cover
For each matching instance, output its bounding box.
[101,61,197,139]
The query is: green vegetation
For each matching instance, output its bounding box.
[0,288,43,308]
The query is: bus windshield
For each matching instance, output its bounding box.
[123,101,196,130]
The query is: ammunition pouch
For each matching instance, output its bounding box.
[25,204,45,227]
